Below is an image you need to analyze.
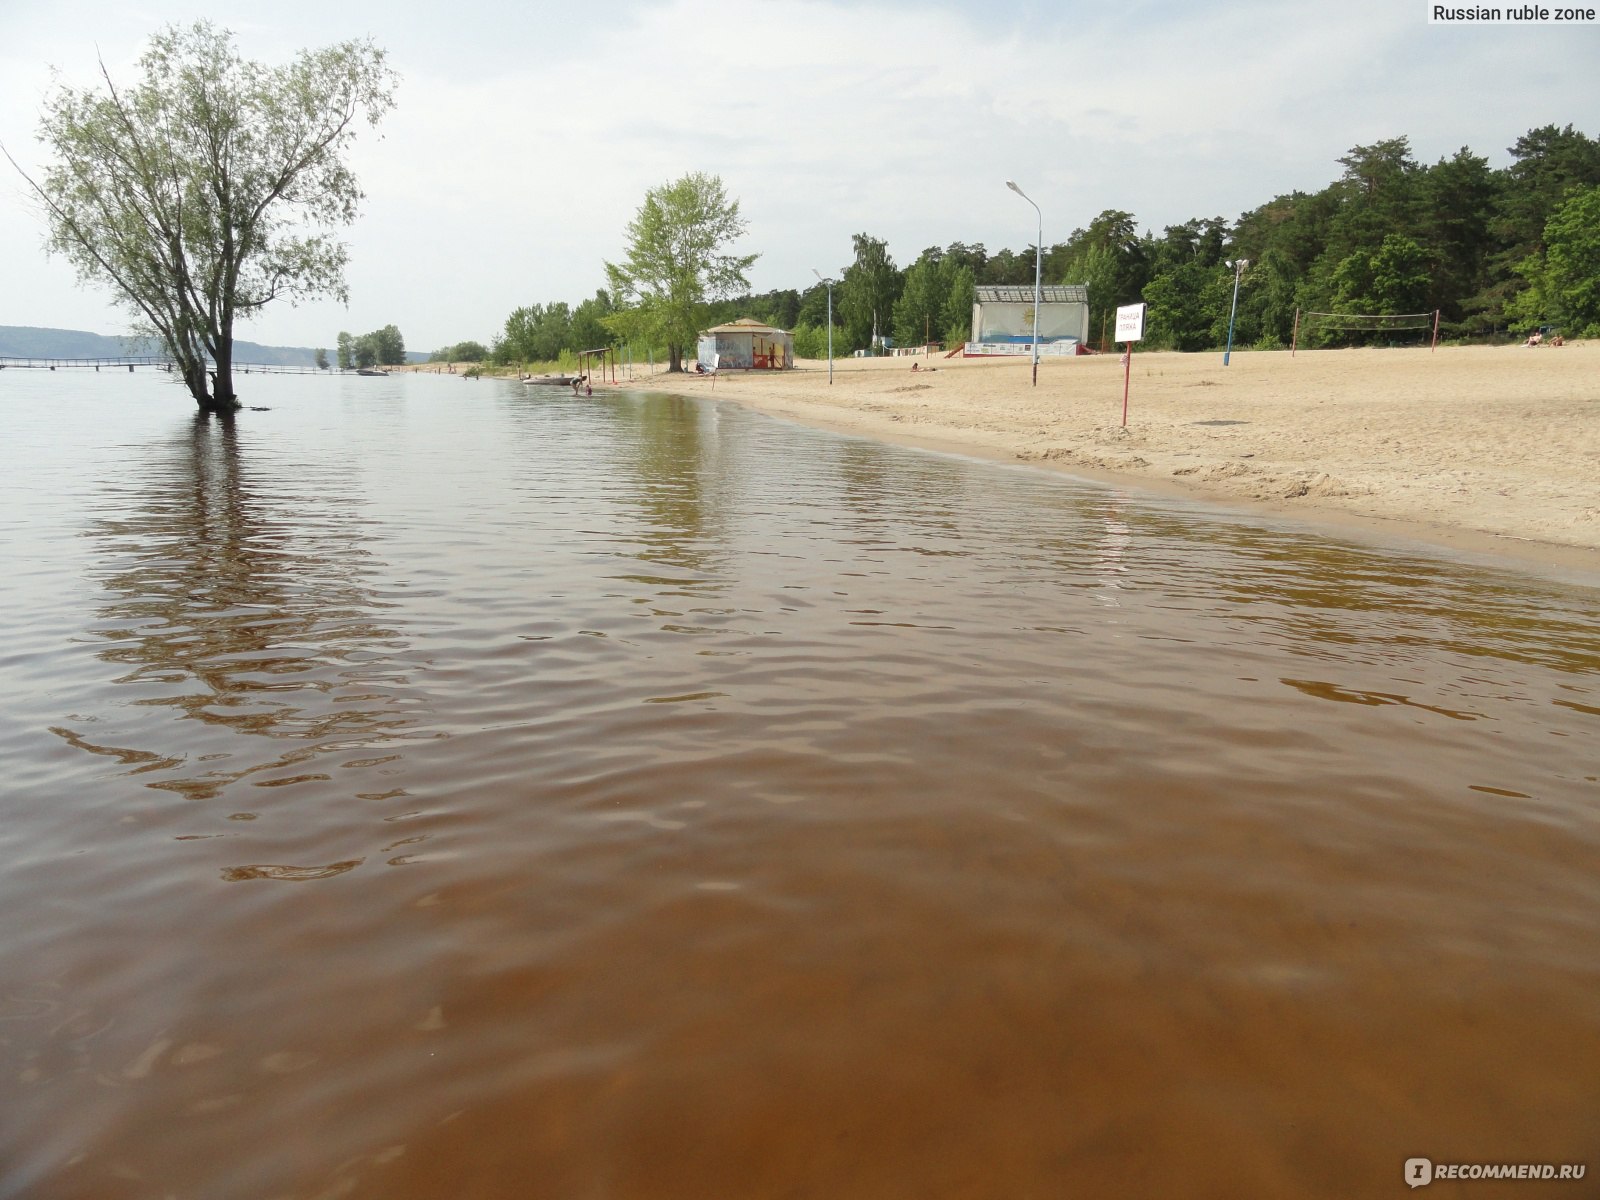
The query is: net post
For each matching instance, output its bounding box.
[1431,309,1440,353]
[1291,308,1300,358]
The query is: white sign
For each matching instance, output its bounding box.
[963,341,1081,357]
[1115,303,1146,343]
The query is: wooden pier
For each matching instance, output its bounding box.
[0,355,325,375]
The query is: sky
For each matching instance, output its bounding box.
[1,0,1595,353]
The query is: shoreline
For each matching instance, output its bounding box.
[606,345,1600,583]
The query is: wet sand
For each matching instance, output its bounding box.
[628,344,1600,573]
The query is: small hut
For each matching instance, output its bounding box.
[696,318,793,370]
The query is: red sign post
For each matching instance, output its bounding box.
[1114,303,1146,428]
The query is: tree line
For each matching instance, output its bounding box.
[462,124,1599,366]
[336,324,406,369]
[780,126,1600,353]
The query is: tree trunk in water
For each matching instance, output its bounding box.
[161,325,240,414]
[208,338,239,413]
[181,337,240,415]
[182,360,210,407]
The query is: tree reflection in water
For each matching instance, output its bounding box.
[58,413,429,802]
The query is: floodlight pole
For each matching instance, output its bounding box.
[813,269,835,385]
[1007,180,1042,387]
[1223,258,1249,366]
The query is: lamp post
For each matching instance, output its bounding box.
[812,269,835,386]
[1223,258,1249,366]
[1006,180,1043,387]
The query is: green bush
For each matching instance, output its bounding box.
[792,322,842,360]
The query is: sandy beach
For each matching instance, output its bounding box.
[615,343,1598,574]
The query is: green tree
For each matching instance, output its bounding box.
[336,331,354,370]
[498,306,539,363]
[791,324,833,359]
[1239,248,1300,346]
[979,247,1033,285]
[605,172,757,372]
[1151,217,1228,274]
[893,249,954,348]
[797,281,839,330]
[569,290,618,352]
[1326,137,1423,264]
[1054,211,1149,345]
[1059,241,1120,348]
[839,232,900,352]
[1367,235,1433,314]
[889,253,975,349]
[494,303,571,364]
[531,304,570,361]
[1142,261,1230,351]
[1330,234,1432,319]
[6,21,396,413]
[429,340,488,362]
[371,324,405,365]
[1508,184,1600,335]
[942,242,989,278]
[1420,148,1496,326]
[1331,250,1375,313]
[1497,124,1600,259]
[314,347,329,371]
[942,263,976,347]
[1232,191,1337,288]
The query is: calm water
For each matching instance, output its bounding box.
[2,370,1597,1199]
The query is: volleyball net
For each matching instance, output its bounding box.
[1291,309,1440,355]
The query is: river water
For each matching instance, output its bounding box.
[2,370,1596,1199]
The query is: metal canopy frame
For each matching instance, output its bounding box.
[974,284,1088,305]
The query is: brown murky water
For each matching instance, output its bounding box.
[2,371,1597,1199]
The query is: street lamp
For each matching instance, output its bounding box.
[1006,180,1043,387]
[812,268,835,385]
[1223,258,1249,366]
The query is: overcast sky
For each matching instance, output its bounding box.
[1,0,1594,353]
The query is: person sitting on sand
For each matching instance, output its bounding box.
[910,362,920,372]
[1551,333,1564,347]
[1526,331,1543,347]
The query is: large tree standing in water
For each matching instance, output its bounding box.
[605,173,757,373]
[5,22,397,414]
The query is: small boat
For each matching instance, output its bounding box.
[522,373,578,386]
[356,368,389,377]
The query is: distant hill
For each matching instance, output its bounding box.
[0,325,427,365]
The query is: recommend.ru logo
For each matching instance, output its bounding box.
[1406,1157,1587,1186]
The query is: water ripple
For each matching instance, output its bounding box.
[0,372,1596,1199]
